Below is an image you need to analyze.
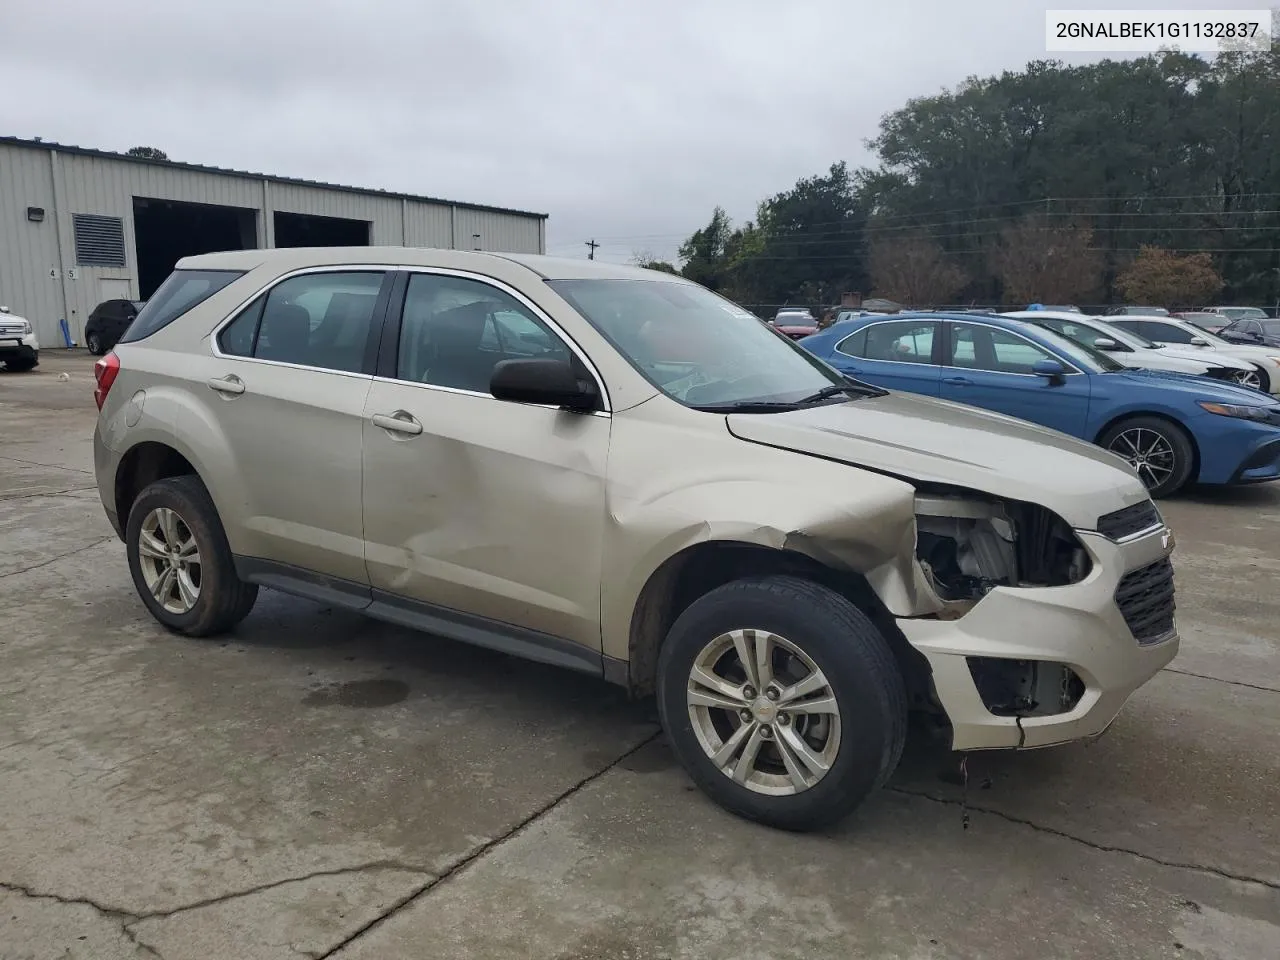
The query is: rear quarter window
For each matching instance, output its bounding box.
[118,269,243,343]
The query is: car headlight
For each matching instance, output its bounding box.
[1198,400,1277,421]
[1267,356,1280,366]
[20,320,31,335]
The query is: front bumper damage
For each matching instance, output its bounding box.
[898,524,1177,750]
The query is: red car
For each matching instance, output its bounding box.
[771,309,818,339]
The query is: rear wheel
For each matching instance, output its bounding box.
[1099,416,1195,498]
[125,476,257,636]
[86,332,103,355]
[657,575,907,831]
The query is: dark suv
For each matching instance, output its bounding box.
[86,298,146,355]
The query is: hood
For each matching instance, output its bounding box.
[1153,346,1252,371]
[1107,368,1280,402]
[1211,342,1280,367]
[1120,349,1214,374]
[727,392,1148,529]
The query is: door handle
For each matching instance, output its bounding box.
[371,411,423,436]
[942,376,973,386]
[207,375,245,395]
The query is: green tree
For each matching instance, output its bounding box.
[678,207,735,291]
[630,251,679,274]
[126,146,168,161]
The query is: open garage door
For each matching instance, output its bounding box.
[133,198,257,299]
[274,211,370,248]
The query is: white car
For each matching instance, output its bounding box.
[1107,316,1280,394]
[0,306,39,372]
[1004,311,1256,385]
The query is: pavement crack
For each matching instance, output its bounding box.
[0,485,98,501]
[130,861,435,922]
[0,878,139,923]
[0,455,93,474]
[313,729,664,959]
[889,786,1280,891]
[0,536,114,578]
[1162,666,1280,694]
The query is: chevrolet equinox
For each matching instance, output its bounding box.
[93,248,1179,830]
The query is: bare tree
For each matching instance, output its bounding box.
[991,217,1102,304]
[867,231,966,307]
[630,249,679,274]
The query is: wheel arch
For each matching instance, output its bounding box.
[623,540,933,707]
[114,441,203,529]
[1093,410,1201,483]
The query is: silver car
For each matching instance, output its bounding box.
[93,248,1178,830]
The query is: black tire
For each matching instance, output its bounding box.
[125,475,258,636]
[657,575,907,831]
[3,355,37,372]
[86,332,103,355]
[1098,415,1195,498]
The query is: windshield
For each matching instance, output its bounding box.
[1093,319,1159,349]
[1031,325,1127,372]
[550,279,853,407]
[1223,307,1268,320]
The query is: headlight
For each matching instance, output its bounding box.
[1267,356,1280,366]
[1198,400,1277,421]
[20,320,31,335]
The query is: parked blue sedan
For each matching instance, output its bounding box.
[799,312,1280,497]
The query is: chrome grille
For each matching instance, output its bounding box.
[1097,501,1161,540]
[1115,557,1176,645]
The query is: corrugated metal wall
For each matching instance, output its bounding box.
[0,141,546,347]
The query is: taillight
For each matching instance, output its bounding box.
[93,352,120,410]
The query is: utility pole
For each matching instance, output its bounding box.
[585,239,599,260]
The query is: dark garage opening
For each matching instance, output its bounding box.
[133,197,257,298]
[274,211,370,248]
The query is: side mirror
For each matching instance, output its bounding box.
[1189,337,1208,346]
[1092,337,1120,350]
[1032,358,1067,382]
[490,358,599,412]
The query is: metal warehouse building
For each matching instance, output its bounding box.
[0,136,548,348]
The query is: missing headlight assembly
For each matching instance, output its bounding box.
[914,491,1090,604]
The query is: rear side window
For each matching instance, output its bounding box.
[216,271,387,373]
[119,270,243,343]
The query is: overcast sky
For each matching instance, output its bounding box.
[0,0,1245,263]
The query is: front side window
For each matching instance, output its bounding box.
[215,271,386,372]
[952,324,1055,373]
[1142,321,1196,345]
[121,269,243,343]
[397,274,570,392]
[549,278,849,408]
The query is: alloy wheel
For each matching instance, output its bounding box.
[1233,369,1264,390]
[686,628,842,796]
[137,506,202,614]
[1107,427,1176,490]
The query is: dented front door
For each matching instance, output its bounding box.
[360,271,610,650]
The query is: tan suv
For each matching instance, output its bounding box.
[93,248,1179,830]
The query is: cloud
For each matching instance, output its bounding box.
[0,0,1219,262]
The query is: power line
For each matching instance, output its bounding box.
[585,239,600,260]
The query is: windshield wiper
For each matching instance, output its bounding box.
[796,380,887,404]
[691,400,803,413]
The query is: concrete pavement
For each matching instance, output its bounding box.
[1,352,1276,959]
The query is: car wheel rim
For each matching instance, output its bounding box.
[1108,427,1177,490]
[686,628,841,796]
[137,507,201,614]
[87,335,99,352]
[1233,370,1263,390]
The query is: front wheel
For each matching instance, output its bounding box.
[657,575,907,831]
[1232,366,1269,392]
[1099,416,1195,498]
[3,354,37,372]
